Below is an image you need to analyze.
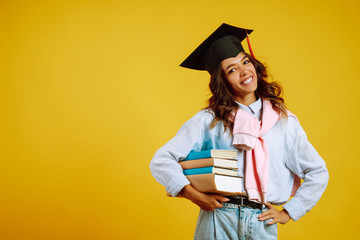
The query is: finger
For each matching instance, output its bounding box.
[258,214,275,221]
[259,209,273,216]
[201,203,218,212]
[213,195,230,202]
[214,201,223,208]
[264,202,274,209]
[267,219,277,225]
[258,209,274,219]
[207,198,223,208]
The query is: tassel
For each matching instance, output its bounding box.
[246,30,256,59]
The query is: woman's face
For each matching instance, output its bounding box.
[220,52,257,102]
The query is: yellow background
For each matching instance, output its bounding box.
[1,0,359,239]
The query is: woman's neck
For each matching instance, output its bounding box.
[234,94,257,106]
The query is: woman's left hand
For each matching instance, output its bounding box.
[257,202,291,225]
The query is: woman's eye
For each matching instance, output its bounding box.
[228,68,236,74]
[244,59,250,64]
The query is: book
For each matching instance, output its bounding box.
[179,157,237,170]
[184,149,237,161]
[186,173,245,196]
[183,166,239,177]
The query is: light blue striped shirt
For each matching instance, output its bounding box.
[150,98,329,221]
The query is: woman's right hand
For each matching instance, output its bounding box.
[179,185,230,211]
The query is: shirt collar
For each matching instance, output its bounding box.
[235,98,262,115]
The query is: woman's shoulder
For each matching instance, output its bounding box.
[174,109,216,136]
[195,108,215,118]
[186,109,215,125]
[281,111,307,139]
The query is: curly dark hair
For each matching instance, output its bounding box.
[206,52,287,131]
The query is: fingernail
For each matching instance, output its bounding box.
[224,198,230,202]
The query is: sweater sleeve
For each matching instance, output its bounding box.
[283,117,329,221]
[149,110,210,197]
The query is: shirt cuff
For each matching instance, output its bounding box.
[166,172,190,197]
[283,197,306,221]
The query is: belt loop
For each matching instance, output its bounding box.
[240,196,244,206]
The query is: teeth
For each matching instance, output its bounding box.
[242,77,252,85]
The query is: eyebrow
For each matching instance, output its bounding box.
[225,55,248,71]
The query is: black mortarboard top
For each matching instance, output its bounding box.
[180,23,253,73]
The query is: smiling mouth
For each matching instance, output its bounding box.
[241,77,253,85]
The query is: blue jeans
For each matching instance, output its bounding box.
[194,203,278,240]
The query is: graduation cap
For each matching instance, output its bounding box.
[180,23,255,73]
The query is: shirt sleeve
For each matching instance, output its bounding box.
[149,110,210,197]
[283,117,329,221]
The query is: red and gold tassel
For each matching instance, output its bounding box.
[246,30,256,59]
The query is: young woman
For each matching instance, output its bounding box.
[150,23,329,240]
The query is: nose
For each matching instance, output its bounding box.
[239,67,248,77]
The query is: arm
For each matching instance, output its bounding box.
[282,117,329,221]
[149,110,208,197]
[258,203,291,224]
[180,185,230,211]
[150,110,230,210]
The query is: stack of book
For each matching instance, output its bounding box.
[180,149,245,196]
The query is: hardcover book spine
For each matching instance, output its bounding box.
[184,150,212,161]
[183,166,213,175]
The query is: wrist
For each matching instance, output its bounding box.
[180,185,202,201]
[281,209,292,221]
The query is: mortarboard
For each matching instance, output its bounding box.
[180,23,254,73]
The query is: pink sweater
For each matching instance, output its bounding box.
[232,100,300,203]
